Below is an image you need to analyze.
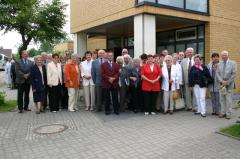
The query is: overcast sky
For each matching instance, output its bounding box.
[0,0,70,53]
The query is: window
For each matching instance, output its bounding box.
[158,0,184,8]
[107,38,121,50]
[176,27,197,41]
[176,44,185,52]
[186,0,208,13]
[137,0,208,13]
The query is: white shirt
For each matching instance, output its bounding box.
[80,60,94,86]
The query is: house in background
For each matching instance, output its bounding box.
[70,0,240,93]
[0,47,12,58]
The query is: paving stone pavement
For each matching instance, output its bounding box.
[0,85,240,159]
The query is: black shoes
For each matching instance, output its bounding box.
[18,110,23,113]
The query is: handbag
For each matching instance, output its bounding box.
[172,90,179,100]
[175,88,185,110]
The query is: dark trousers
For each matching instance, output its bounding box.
[129,85,143,111]
[17,82,30,110]
[143,91,158,113]
[60,84,68,109]
[103,88,119,113]
[95,85,103,111]
[120,85,128,111]
[49,84,61,111]
[43,86,48,110]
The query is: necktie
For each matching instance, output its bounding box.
[100,58,103,64]
[223,61,226,79]
[188,58,192,73]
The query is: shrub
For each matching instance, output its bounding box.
[0,91,6,105]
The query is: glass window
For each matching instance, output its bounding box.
[186,0,208,13]
[176,27,197,41]
[186,43,197,53]
[128,37,134,47]
[198,26,204,39]
[157,46,165,54]
[158,0,184,8]
[138,0,155,3]
[107,38,121,50]
[176,44,185,53]
[198,42,204,56]
[167,45,175,54]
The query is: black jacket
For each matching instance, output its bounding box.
[189,65,212,88]
[30,65,47,92]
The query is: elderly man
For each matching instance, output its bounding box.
[162,49,169,56]
[216,50,237,119]
[181,48,197,111]
[119,54,137,111]
[15,50,34,113]
[91,49,106,111]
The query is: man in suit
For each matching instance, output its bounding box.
[101,51,120,115]
[91,49,106,111]
[181,47,197,111]
[15,50,34,113]
[216,50,237,119]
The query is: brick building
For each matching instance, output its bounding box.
[70,0,240,93]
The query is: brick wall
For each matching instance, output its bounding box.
[205,0,240,93]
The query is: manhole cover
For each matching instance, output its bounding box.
[33,124,68,135]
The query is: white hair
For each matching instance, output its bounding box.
[186,47,194,52]
[164,55,173,61]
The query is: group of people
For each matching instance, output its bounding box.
[13,48,237,119]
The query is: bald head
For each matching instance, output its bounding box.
[221,50,229,61]
[122,48,128,56]
[98,49,106,59]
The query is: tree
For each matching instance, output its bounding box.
[28,48,40,57]
[0,0,67,55]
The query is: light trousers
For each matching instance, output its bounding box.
[68,88,78,111]
[184,84,197,110]
[83,85,95,109]
[219,90,233,116]
[193,85,206,115]
[163,91,174,112]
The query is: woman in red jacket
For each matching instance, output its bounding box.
[141,54,162,115]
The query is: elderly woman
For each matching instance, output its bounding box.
[161,55,181,114]
[189,54,212,117]
[30,56,47,114]
[65,54,80,112]
[141,54,162,115]
[129,58,142,113]
[47,53,62,112]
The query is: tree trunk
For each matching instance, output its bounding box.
[18,34,32,55]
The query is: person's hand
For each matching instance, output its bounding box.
[70,80,73,87]
[222,80,228,86]
[24,74,29,79]
[188,87,193,91]
[169,80,174,84]
[49,84,52,88]
[130,77,137,82]
[32,89,36,93]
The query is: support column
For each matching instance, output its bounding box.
[74,32,87,56]
[134,14,156,58]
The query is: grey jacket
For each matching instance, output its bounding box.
[91,58,105,86]
[15,59,34,84]
[216,59,237,90]
[181,57,194,85]
[207,62,219,92]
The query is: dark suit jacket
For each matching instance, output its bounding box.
[101,61,120,89]
[15,59,33,84]
[30,65,47,93]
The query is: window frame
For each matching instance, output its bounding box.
[135,0,209,15]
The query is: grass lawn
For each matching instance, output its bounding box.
[0,100,17,112]
[221,124,240,138]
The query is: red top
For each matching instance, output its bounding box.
[141,63,162,91]
[65,63,80,88]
